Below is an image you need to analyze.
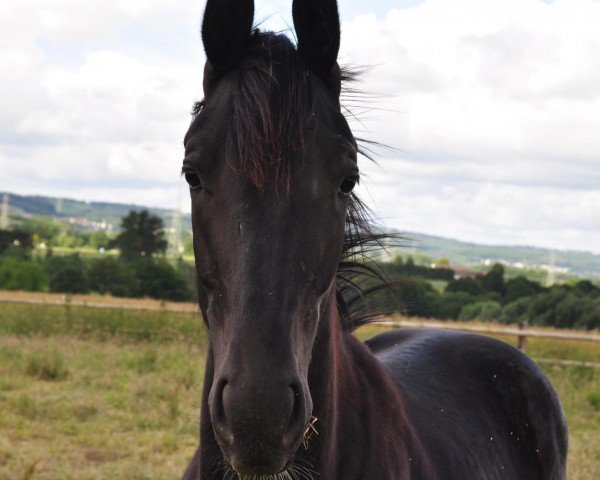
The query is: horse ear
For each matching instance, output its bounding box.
[292,0,341,76]
[201,0,255,70]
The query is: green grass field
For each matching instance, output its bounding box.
[0,304,598,479]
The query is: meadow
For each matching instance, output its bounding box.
[0,303,598,479]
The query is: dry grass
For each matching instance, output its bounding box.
[0,337,205,480]
[0,310,597,479]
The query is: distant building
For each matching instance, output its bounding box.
[451,266,479,279]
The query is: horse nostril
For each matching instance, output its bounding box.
[213,378,228,423]
[291,383,301,423]
[285,381,306,444]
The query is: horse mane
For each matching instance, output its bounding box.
[193,29,399,332]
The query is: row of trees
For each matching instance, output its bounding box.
[0,211,194,302]
[1,212,599,329]
[0,254,194,302]
[375,260,599,330]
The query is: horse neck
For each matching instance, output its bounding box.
[303,296,427,479]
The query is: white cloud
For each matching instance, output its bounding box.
[0,0,599,254]
[0,0,205,213]
[342,0,600,252]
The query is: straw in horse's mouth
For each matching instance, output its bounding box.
[302,416,319,450]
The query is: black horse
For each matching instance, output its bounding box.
[182,1,568,478]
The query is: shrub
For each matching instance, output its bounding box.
[588,390,600,410]
[132,258,192,301]
[0,258,48,291]
[526,288,569,327]
[459,301,502,322]
[446,277,483,296]
[26,350,69,381]
[429,292,476,320]
[555,294,584,329]
[577,298,600,330]
[393,280,436,317]
[88,257,140,297]
[0,229,33,254]
[478,301,502,322]
[574,280,599,297]
[46,254,89,294]
[504,276,543,304]
[500,297,530,324]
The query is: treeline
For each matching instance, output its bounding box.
[1,214,599,329]
[0,251,195,302]
[376,259,599,330]
[0,211,195,302]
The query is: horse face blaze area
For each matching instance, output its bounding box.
[184,0,350,475]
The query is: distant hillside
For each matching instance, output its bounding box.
[403,232,600,279]
[2,192,180,230]
[3,191,599,278]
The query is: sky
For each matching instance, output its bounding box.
[1,0,599,253]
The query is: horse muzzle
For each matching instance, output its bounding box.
[209,375,312,475]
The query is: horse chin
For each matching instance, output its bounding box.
[227,456,289,478]
[222,443,293,478]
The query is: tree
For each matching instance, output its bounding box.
[0,229,33,254]
[132,258,191,301]
[393,280,436,318]
[46,254,89,294]
[481,263,506,296]
[88,257,140,297]
[504,276,542,304]
[88,231,111,250]
[574,280,599,297]
[446,277,483,296]
[499,297,530,325]
[404,256,416,275]
[0,258,47,291]
[459,301,502,322]
[18,217,62,246]
[555,294,584,329]
[114,210,167,261]
[526,288,568,327]
[429,292,476,320]
[579,298,600,330]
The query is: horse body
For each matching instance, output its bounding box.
[368,329,568,479]
[183,0,567,478]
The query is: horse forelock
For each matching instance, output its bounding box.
[224,31,315,191]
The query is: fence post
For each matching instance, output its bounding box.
[64,294,73,333]
[518,320,528,352]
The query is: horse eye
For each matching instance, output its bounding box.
[183,169,202,190]
[339,175,359,196]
